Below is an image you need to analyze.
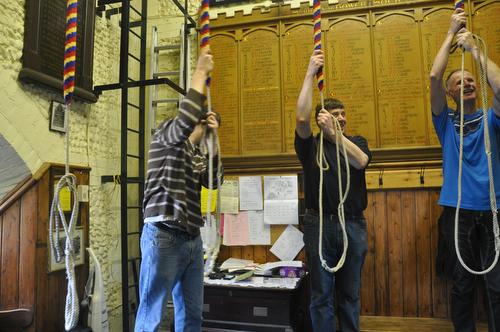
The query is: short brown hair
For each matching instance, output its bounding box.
[315,98,344,119]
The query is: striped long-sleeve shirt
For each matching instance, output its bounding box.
[143,89,222,235]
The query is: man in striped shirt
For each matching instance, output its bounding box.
[135,48,222,332]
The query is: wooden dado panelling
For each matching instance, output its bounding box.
[0,164,89,331]
[218,187,488,320]
[208,0,500,159]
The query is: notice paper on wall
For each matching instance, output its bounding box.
[270,225,304,261]
[222,211,270,246]
[263,175,298,225]
[239,176,263,211]
[248,210,270,245]
[201,187,217,214]
[222,212,249,246]
[220,179,239,214]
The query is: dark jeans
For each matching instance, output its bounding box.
[302,211,368,332]
[438,207,500,332]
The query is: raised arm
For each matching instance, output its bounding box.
[296,50,324,139]
[456,28,500,117]
[429,8,466,116]
[191,48,213,95]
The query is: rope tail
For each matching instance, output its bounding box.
[454,33,499,275]
[313,0,350,273]
[48,0,80,329]
[200,0,222,275]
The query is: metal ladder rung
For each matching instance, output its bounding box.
[97,0,121,6]
[128,53,141,63]
[130,5,142,17]
[154,71,180,78]
[155,44,180,51]
[153,98,179,105]
[127,232,141,236]
[126,154,140,159]
[127,177,143,183]
[129,21,142,28]
[129,28,142,40]
[127,127,140,134]
[128,77,136,82]
[127,102,140,109]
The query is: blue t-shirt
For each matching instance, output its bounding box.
[432,106,500,210]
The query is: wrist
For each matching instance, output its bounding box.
[193,69,208,80]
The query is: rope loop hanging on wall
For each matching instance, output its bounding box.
[48,0,80,329]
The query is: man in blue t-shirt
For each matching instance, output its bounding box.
[430,8,500,332]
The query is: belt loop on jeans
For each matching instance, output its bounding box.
[153,222,197,240]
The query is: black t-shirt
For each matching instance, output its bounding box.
[295,132,371,215]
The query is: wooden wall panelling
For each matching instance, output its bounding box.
[429,190,448,318]
[35,171,49,331]
[19,186,37,310]
[210,0,500,164]
[401,191,417,316]
[360,191,376,315]
[253,245,268,264]
[371,191,389,316]
[34,166,90,331]
[386,191,403,316]
[218,241,230,262]
[230,245,242,259]
[281,21,318,152]
[415,190,432,317]
[210,32,240,156]
[372,10,428,148]
[472,0,500,108]
[242,245,254,260]
[1,200,20,309]
[0,165,89,331]
[326,15,377,145]
[240,26,282,154]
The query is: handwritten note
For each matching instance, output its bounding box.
[220,180,239,214]
[248,211,271,245]
[264,175,298,225]
[239,176,263,211]
[270,225,304,261]
[222,212,249,246]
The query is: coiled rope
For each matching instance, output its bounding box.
[313,0,350,273]
[200,0,222,275]
[454,33,499,275]
[48,0,80,329]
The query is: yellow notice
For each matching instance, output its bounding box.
[55,182,72,212]
[201,187,217,214]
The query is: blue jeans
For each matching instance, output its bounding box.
[303,211,368,332]
[438,207,500,332]
[135,223,204,332]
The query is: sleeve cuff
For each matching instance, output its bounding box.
[185,88,207,113]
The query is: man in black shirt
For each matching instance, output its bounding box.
[295,49,371,332]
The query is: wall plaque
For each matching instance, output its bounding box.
[19,0,97,103]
